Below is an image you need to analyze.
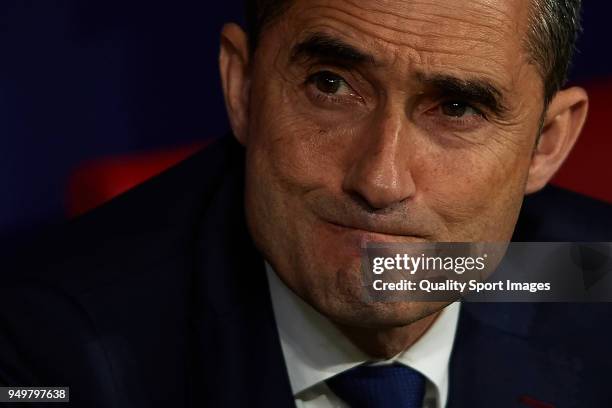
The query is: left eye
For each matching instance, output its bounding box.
[440,101,481,118]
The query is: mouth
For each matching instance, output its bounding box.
[307,191,436,242]
[323,219,430,246]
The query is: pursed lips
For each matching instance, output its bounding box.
[324,219,430,241]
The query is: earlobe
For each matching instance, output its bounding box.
[219,23,251,145]
[525,87,589,194]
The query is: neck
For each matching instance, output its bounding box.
[335,312,441,359]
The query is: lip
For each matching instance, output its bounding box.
[323,220,429,258]
[323,219,427,237]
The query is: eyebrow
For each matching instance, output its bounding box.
[417,73,509,117]
[290,33,377,66]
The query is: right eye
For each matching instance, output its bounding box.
[305,70,364,107]
[309,71,352,95]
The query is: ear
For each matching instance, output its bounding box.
[525,86,589,194]
[219,23,251,145]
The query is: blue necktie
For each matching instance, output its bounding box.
[326,363,426,408]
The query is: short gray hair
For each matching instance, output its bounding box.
[244,0,583,105]
[526,0,582,105]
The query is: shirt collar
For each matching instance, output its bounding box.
[266,263,460,405]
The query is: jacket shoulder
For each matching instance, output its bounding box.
[515,185,612,241]
[5,136,241,288]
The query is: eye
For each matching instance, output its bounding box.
[304,70,364,109]
[440,101,482,118]
[422,99,487,132]
[307,71,355,96]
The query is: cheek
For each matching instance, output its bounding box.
[243,84,343,253]
[248,83,355,193]
[416,135,533,239]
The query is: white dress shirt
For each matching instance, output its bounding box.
[266,264,460,408]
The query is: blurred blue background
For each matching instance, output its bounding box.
[1,1,610,240]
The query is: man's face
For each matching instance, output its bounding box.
[242,0,544,327]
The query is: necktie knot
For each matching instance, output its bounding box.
[326,363,426,408]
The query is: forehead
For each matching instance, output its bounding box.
[268,0,533,90]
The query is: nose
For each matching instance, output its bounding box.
[342,111,416,211]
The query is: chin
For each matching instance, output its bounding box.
[308,277,448,329]
[364,303,446,328]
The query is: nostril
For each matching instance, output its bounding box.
[347,191,379,213]
[346,186,410,213]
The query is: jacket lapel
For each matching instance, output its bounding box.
[189,140,295,408]
[448,303,582,408]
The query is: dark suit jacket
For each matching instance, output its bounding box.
[1,136,612,408]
